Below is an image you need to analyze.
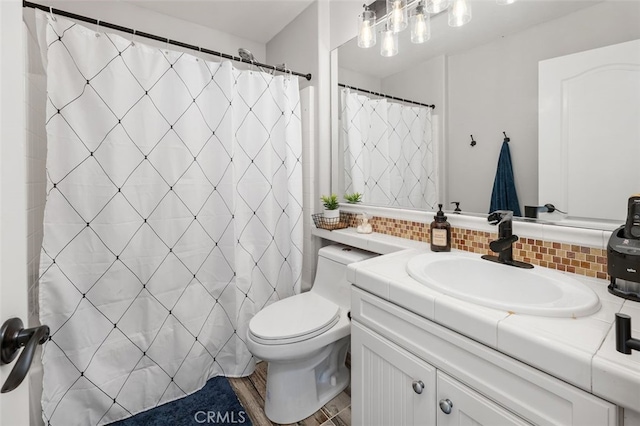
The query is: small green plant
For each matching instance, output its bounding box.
[321,194,340,210]
[344,192,363,204]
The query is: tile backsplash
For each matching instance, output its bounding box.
[342,213,608,280]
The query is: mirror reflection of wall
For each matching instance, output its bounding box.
[334,0,640,224]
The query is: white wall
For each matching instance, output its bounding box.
[329,0,363,51]
[28,0,265,62]
[447,1,640,214]
[339,67,382,92]
[381,55,445,107]
[24,14,47,426]
[267,2,319,91]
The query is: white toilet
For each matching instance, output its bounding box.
[246,244,376,424]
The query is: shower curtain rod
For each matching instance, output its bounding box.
[22,0,313,81]
[339,83,435,109]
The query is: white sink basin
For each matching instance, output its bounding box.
[407,253,601,318]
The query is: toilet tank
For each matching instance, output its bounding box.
[311,244,377,309]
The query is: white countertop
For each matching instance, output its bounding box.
[313,227,640,409]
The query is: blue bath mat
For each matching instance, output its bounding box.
[110,376,251,426]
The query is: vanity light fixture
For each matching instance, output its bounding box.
[358,0,518,55]
[448,0,472,27]
[358,4,377,48]
[387,0,408,33]
[380,22,399,57]
[410,1,431,44]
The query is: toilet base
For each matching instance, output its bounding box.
[263,336,350,424]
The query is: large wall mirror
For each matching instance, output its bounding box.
[331,0,640,229]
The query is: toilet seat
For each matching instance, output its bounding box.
[249,292,340,345]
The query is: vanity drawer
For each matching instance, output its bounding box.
[351,287,617,426]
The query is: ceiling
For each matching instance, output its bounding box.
[338,0,603,78]
[126,0,315,44]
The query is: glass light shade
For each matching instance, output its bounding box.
[387,0,408,33]
[496,0,516,4]
[410,5,430,44]
[357,8,377,48]
[380,27,398,57]
[448,0,472,27]
[425,0,451,14]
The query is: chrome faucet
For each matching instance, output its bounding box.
[481,210,533,269]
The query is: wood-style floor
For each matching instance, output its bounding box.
[229,362,351,426]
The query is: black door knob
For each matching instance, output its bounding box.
[1,318,50,393]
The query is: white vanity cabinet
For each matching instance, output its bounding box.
[351,286,619,426]
[436,372,531,426]
[352,321,437,425]
[353,321,531,426]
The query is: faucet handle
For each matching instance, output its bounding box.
[487,210,513,225]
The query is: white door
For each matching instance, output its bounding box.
[539,39,640,222]
[436,372,531,426]
[1,0,31,425]
[351,321,437,426]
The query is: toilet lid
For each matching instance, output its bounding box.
[249,292,340,342]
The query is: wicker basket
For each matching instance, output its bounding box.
[312,212,349,231]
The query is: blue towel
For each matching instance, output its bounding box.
[489,141,521,216]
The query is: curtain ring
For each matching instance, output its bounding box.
[48,7,57,22]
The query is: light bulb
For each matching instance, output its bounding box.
[410,4,430,44]
[448,0,472,27]
[357,7,376,48]
[359,21,374,48]
[426,0,451,14]
[496,0,516,4]
[380,26,398,57]
[387,0,408,33]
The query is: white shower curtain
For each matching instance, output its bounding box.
[35,12,302,426]
[341,88,437,209]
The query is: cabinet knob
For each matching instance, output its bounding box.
[412,380,424,394]
[439,398,453,414]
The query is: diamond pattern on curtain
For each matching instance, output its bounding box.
[341,88,437,209]
[35,12,302,426]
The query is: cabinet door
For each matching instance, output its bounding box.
[437,372,532,426]
[352,321,436,426]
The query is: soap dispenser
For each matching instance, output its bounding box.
[430,204,451,252]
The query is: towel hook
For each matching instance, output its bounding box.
[470,135,477,147]
[503,131,510,143]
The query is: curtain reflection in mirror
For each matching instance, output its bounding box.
[340,88,438,210]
